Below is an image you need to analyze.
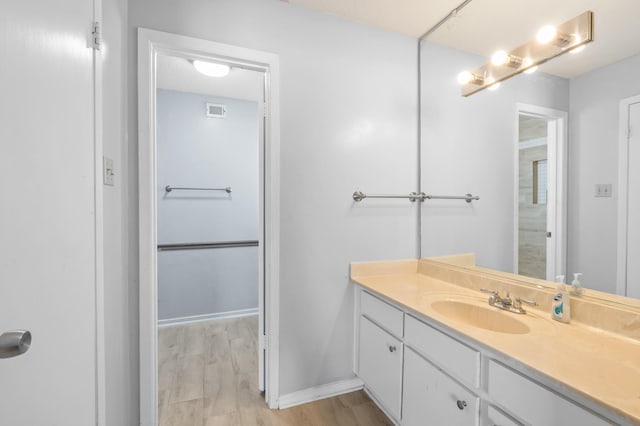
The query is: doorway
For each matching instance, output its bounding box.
[515,104,568,281]
[155,53,264,422]
[138,29,281,426]
[617,94,640,297]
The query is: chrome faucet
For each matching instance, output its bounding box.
[480,289,537,314]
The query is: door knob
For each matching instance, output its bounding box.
[0,330,32,359]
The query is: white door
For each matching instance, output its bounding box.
[0,1,97,425]
[627,102,640,298]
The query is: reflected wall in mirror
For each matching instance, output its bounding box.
[419,0,640,300]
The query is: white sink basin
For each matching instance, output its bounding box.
[431,300,530,334]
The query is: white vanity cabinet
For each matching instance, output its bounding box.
[354,287,623,426]
[487,361,613,426]
[402,347,478,426]
[357,292,404,421]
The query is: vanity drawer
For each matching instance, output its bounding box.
[404,315,480,388]
[361,290,403,338]
[488,361,612,426]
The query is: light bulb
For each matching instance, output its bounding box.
[522,57,538,74]
[457,71,473,85]
[193,60,231,77]
[491,50,509,66]
[570,45,585,54]
[486,77,500,91]
[537,25,557,44]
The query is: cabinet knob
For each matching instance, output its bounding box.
[456,400,467,410]
[388,345,397,353]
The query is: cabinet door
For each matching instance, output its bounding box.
[403,347,478,426]
[359,316,403,420]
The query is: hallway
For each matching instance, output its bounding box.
[158,316,391,425]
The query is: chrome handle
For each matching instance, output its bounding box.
[456,400,467,410]
[0,330,32,359]
[516,297,537,306]
[388,345,397,353]
[480,288,498,295]
[502,291,512,307]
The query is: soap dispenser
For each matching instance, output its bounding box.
[570,273,584,296]
[552,275,571,323]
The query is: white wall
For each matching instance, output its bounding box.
[156,90,259,320]
[567,53,640,292]
[420,42,569,271]
[129,0,418,397]
[102,0,138,424]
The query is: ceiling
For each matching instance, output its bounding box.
[156,54,263,102]
[284,0,640,78]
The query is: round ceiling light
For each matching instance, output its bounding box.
[193,60,231,77]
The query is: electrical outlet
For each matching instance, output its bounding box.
[595,184,612,197]
[103,157,115,186]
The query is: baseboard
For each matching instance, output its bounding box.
[277,377,364,409]
[158,308,258,327]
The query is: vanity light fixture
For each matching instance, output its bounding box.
[570,44,586,54]
[192,59,231,77]
[491,50,522,68]
[536,25,558,44]
[457,70,484,85]
[458,10,593,96]
[522,57,538,74]
[486,77,500,91]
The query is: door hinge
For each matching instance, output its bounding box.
[92,22,102,50]
[259,333,267,350]
[263,102,268,118]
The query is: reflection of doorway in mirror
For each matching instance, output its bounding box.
[515,105,568,282]
[618,96,640,298]
[518,115,549,279]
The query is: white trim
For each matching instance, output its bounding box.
[352,282,361,375]
[278,378,364,409]
[514,104,568,279]
[158,308,258,327]
[138,28,281,425]
[617,94,640,296]
[93,1,106,425]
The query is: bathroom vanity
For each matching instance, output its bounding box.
[351,257,640,426]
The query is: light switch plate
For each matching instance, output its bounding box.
[595,183,612,197]
[103,156,115,186]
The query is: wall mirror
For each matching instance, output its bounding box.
[419,0,640,304]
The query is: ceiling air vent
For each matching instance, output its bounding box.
[206,103,226,118]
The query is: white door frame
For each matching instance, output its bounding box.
[514,103,568,280]
[616,94,640,296]
[137,28,281,425]
[93,2,106,425]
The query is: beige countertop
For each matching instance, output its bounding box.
[351,261,640,425]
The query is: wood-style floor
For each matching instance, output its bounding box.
[158,316,392,426]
